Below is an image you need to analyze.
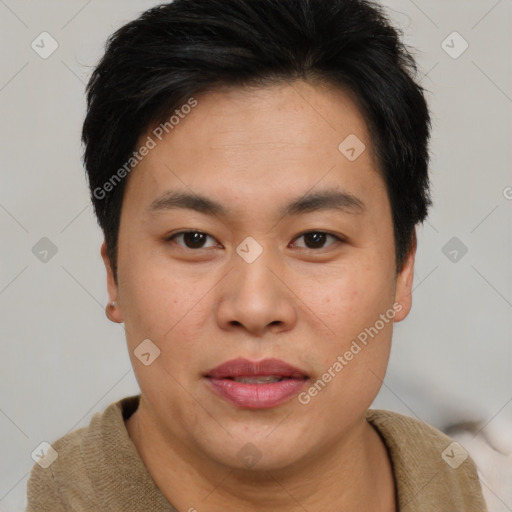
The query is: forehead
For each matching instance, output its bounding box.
[122,80,386,218]
[167,81,374,159]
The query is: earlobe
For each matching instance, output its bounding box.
[393,234,417,323]
[101,241,124,323]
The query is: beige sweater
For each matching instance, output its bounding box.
[26,395,488,511]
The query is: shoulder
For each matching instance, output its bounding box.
[26,395,140,511]
[366,409,488,511]
[367,408,456,450]
[26,424,89,511]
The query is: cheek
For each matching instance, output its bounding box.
[120,274,171,340]
[304,280,394,416]
[295,260,396,407]
[118,254,214,365]
[303,259,395,343]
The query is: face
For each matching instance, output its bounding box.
[103,80,415,471]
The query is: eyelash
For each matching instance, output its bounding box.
[166,230,345,251]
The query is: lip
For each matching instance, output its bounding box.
[205,358,309,409]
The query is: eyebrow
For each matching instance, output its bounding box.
[146,189,366,218]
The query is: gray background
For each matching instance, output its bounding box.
[1,1,511,510]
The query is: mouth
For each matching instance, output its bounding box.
[204,358,309,409]
[225,375,291,383]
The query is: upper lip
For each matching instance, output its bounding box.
[205,358,309,379]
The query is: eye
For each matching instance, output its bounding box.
[291,231,344,250]
[167,230,218,250]
[166,230,344,252]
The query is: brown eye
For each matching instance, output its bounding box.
[169,231,217,249]
[293,231,342,250]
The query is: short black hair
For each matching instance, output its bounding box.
[82,0,432,281]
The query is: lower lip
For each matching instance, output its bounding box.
[207,378,308,409]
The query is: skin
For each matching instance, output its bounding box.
[102,79,416,511]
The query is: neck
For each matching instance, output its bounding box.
[125,400,396,512]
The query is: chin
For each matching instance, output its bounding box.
[199,424,311,473]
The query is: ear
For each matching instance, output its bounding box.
[393,232,417,323]
[101,240,124,323]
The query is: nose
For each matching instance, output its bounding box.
[216,245,298,337]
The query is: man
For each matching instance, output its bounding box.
[26,0,488,510]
